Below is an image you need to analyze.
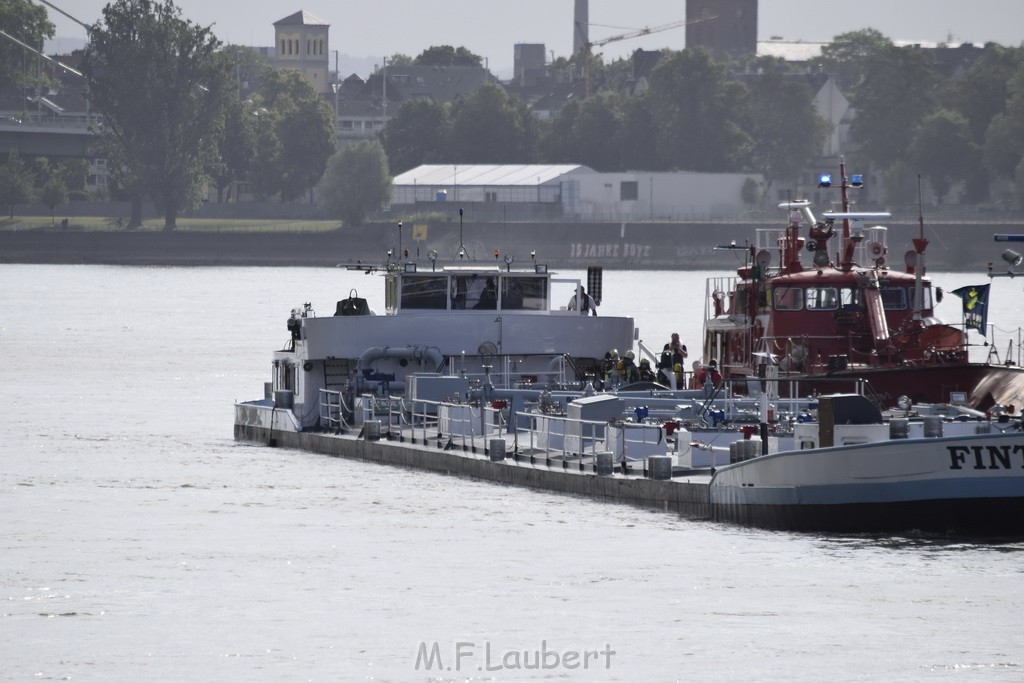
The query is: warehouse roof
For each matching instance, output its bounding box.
[393,164,594,187]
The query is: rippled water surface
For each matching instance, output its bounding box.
[2,264,1023,681]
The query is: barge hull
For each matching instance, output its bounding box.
[234,424,711,519]
[712,496,1024,534]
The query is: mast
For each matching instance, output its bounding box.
[912,174,928,320]
[839,159,853,271]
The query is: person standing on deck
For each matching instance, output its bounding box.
[567,285,598,316]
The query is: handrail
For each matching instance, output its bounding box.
[318,388,352,432]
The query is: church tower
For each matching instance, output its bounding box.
[273,10,330,94]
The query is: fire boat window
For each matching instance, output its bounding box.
[400,275,448,309]
[919,286,934,310]
[840,287,862,309]
[772,287,803,311]
[805,287,839,311]
[880,287,908,310]
[501,276,547,310]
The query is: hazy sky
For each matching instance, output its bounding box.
[42,0,1024,77]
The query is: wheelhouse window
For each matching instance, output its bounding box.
[840,287,862,310]
[920,286,934,310]
[401,275,448,309]
[805,286,839,311]
[501,276,547,310]
[880,287,908,310]
[773,286,803,311]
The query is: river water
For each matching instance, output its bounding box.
[2,264,1024,681]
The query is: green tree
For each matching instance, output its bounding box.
[543,95,622,171]
[546,56,575,83]
[379,98,449,174]
[941,45,1024,201]
[55,159,89,192]
[617,95,659,171]
[318,140,391,226]
[447,83,539,163]
[0,0,54,89]
[816,28,893,93]
[646,49,749,171]
[1014,156,1024,209]
[385,53,414,67]
[414,45,483,67]
[850,45,940,168]
[40,176,68,224]
[602,56,635,94]
[741,177,762,206]
[209,94,257,202]
[540,99,577,163]
[742,73,827,194]
[982,67,1024,182]
[0,153,35,217]
[942,44,1024,142]
[908,110,977,203]
[247,105,282,201]
[220,44,273,95]
[82,0,233,230]
[253,68,335,201]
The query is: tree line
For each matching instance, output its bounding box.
[381,30,1024,208]
[6,0,1024,230]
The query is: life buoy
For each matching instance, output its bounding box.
[712,290,725,316]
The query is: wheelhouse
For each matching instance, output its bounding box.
[385,267,551,313]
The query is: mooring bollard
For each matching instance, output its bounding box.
[649,455,673,480]
[489,438,506,462]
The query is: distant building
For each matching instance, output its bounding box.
[274,10,330,94]
[514,43,547,87]
[391,164,760,221]
[392,164,591,207]
[382,65,497,104]
[573,0,589,56]
[687,0,758,58]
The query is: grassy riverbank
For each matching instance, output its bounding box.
[0,216,340,233]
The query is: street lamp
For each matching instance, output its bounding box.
[331,81,340,138]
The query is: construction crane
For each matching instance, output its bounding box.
[575,15,716,97]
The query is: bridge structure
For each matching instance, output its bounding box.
[0,116,98,158]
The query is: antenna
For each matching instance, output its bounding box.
[917,173,925,242]
[457,208,466,259]
[911,174,929,320]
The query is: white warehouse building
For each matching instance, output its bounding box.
[391,165,760,221]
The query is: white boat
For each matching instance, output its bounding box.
[267,248,636,430]
[709,394,1024,533]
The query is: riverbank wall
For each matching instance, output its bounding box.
[2,219,1019,270]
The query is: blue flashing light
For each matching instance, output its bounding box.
[817,173,832,188]
[850,174,864,187]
